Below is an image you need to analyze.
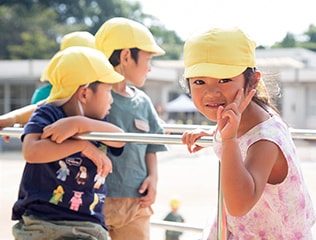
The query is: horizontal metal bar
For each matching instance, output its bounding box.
[150,219,203,233]
[1,125,316,145]
[162,123,215,133]
[162,124,316,140]
[0,127,214,147]
[288,128,316,140]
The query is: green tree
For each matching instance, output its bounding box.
[272,32,297,48]
[0,0,183,59]
[298,24,316,51]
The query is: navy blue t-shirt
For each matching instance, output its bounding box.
[12,104,123,229]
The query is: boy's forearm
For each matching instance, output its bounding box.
[145,152,158,181]
[74,116,123,133]
[70,116,125,147]
[23,136,88,163]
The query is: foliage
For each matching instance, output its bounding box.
[271,24,316,51]
[0,0,183,60]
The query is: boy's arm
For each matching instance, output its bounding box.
[139,152,158,208]
[23,133,112,177]
[42,116,125,148]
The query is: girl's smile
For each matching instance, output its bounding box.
[188,74,245,121]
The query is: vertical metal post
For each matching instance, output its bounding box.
[217,162,227,240]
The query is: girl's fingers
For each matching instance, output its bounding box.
[239,89,256,113]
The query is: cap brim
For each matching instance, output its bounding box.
[46,96,71,107]
[98,70,124,84]
[184,62,248,79]
[46,72,123,107]
[142,44,165,56]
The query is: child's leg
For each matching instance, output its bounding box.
[104,197,153,240]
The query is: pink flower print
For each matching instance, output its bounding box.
[294,231,303,240]
[238,224,245,232]
[258,230,266,238]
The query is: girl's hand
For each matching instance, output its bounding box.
[217,88,256,140]
[182,129,213,153]
[81,142,112,177]
[42,117,79,143]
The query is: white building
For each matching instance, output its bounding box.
[1,48,316,128]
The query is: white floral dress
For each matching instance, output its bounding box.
[207,115,316,240]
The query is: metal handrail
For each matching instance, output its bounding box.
[150,219,204,233]
[0,127,213,147]
[163,124,316,140]
[1,125,316,141]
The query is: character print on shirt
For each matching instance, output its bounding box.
[94,174,105,189]
[69,191,84,211]
[89,193,99,215]
[89,193,106,215]
[75,166,88,185]
[65,157,82,167]
[56,160,70,181]
[49,185,65,205]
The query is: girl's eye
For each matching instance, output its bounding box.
[218,78,231,83]
[193,79,205,85]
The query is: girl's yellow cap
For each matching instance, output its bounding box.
[184,27,256,79]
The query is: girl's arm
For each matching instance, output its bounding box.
[42,116,125,148]
[217,89,286,216]
[220,138,283,216]
[23,133,112,177]
[181,128,214,153]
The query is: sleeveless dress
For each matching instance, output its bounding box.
[206,115,316,240]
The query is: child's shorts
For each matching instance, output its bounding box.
[12,215,109,240]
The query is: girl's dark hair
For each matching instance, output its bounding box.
[109,48,140,67]
[243,68,280,113]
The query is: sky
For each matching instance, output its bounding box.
[132,0,316,47]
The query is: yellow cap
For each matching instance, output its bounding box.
[60,31,96,50]
[184,28,256,79]
[45,46,124,106]
[95,17,165,58]
[170,197,180,209]
[41,31,96,82]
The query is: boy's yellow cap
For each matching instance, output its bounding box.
[60,31,96,51]
[41,31,96,82]
[184,28,256,79]
[45,46,124,106]
[95,17,165,58]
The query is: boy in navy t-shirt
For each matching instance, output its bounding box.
[12,46,124,240]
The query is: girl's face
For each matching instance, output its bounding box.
[85,83,113,119]
[188,73,246,122]
[124,50,153,87]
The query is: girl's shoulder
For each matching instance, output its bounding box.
[240,114,291,148]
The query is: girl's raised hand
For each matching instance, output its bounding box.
[217,88,256,140]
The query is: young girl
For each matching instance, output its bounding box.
[181,28,316,239]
